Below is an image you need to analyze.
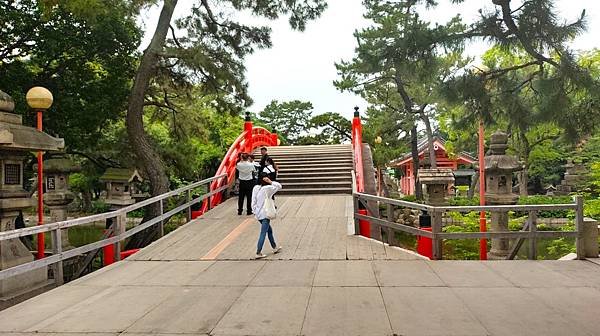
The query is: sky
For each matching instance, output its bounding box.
[140,0,600,120]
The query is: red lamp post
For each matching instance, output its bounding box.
[478,119,487,260]
[26,86,53,260]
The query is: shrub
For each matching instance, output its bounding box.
[91,200,111,214]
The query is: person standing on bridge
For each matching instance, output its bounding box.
[252,173,282,259]
[236,153,255,215]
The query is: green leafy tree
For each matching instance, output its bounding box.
[126,0,327,204]
[0,0,141,153]
[335,0,466,198]
[258,100,313,145]
[307,112,351,144]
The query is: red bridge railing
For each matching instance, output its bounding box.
[200,112,279,213]
[352,107,364,193]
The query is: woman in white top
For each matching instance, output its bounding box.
[251,174,282,259]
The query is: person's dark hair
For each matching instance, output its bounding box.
[266,157,274,165]
[258,172,270,186]
[241,153,249,161]
[249,154,255,160]
[260,147,267,151]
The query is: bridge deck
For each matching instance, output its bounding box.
[1,195,600,335]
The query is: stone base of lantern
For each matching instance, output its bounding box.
[0,238,50,305]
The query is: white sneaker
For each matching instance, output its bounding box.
[273,246,282,254]
[255,253,267,259]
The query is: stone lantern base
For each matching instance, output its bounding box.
[0,208,50,308]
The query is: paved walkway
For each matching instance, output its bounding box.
[1,195,600,335]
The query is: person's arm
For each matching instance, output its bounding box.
[251,186,259,213]
[263,180,282,198]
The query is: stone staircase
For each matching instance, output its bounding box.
[257,144,354,195]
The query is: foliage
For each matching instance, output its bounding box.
[517,195,574,218]
[0,0,141,152]
[583,199,600,220]
[308,112,351,144]
[258,100,313,145]
[90,200,111,214]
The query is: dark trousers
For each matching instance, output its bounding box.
[238,179,254,214]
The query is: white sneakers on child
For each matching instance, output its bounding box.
[255,253,267,259]
[273,246,282,254]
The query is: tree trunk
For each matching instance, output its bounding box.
[124,0,177,249]
[468,171,479,199]
[419,108,437,169]
[410,126,423,200]
[126,0,177,202]
[518,170,528,196]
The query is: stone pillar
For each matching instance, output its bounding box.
[418,169,455,206]
[42,158,81,249]
[583,218,599,258]
[483,131,523,259]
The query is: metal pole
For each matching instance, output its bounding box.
[478,119,487,260]
[37,110,45,259]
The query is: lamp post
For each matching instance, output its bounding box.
[26,86,53,260]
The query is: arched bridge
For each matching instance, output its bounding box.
[1,112,600,335]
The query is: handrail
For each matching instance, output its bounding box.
[352,191,585,260]
[202,126,278,212]
[0,174,227,282]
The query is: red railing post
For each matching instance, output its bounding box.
[352,106,364,193]
[244,112,253,153]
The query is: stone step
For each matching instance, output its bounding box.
[281,181,352,189]
[277,176,352,183]
[278,187,352,195]
[277,171,352,178]
[268,156,354,163]
[278,166,352,173]
[276,162,353,169]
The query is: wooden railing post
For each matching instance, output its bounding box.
[574,195,585,260]
[51,228,63,285]
[159,199,165,238]
[353,195,360,235]
[527,211,537,260]
[114,213,125,262]
[186,189,192,222]
[431,209,443,260]
[386,203,397,246]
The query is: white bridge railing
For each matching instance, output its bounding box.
[0,174,228,283]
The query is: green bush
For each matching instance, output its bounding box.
[91,200,111,214]
[584,199,600,220]
[448,197,480,206]
[517,195,574,218]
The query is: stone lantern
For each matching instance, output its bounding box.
[418,169,455,206]
[482,131,523,259]
[42,158,81,249]
[99,168,143,209]
[0,90,64,301]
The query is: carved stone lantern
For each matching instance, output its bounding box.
[42,158,81,249]
[99,168,143,210]
[0,90,64,300]
[418,169,455,206]
[482,131,523,259]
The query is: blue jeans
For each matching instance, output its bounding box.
[257,218,276,254]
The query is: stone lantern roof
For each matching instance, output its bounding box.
[477,131,523,173]
[99,168,143,183]
[418,168,455,184]
[43,158,81,174]
[0,90,64,152]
